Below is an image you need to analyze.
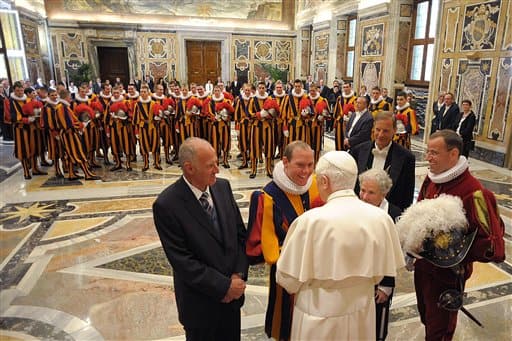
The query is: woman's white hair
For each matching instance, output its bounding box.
[316,151,358,191]
[359,168,393,195]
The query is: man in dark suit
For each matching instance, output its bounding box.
[230,76,242,97]
[350,111,415,211]
[344,96,374,150]
[437,92,460,131]
[153,137,249,341]
[92,78,102,94]
[319,79,331,99]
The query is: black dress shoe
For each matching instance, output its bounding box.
[110,165,122,171]
[267,173,273,179]
[249,173,256,179]
[104,160,112,166]
[126,167,133,171]
[223,163,230,169]
[142,166,149,172]
[24,175,32,180]
[166,159,173,165]
[32,170,48,175]
[238,163,248,169]
[154,165,163,170]
[41,160,52,167]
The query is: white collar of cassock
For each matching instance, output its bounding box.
[395,102,410,111]
[326,189,357,202]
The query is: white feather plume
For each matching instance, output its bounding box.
[396,194,468,254]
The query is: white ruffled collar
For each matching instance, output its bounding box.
[47,99,59,106]
[370,96,384,105]
[428,156,469,184]
[180,93,192,100]
[100,92,111,99]
[111,96,124,103]
[212,93,224,102]
[272,161,313,195]
[292,89,305,98]
[196,93,209,99]
[10,93,27,101]
[75,94,89,102]
[152,94,165,100]
[60,99,71,106]
[342,91,355,98]
[309,93,320,100]
[139,97,152,104]
[396,102,410,111]
[128,91,139,99]
[240,93,252,101]
[273,90,286,98]
[255,92,268,100]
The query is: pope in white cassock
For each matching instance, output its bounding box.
[276,151,405,340]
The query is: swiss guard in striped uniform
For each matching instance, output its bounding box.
[246,141,318,341]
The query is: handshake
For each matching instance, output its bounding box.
[221,273,246,303]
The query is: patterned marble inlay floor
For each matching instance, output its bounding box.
[0,137,510,340]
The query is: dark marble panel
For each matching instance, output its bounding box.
[98,246,270,286]
[470,146,505,167]
[0,317,74,340]
[0,143,21,183]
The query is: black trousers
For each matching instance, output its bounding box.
[184,305,241,341]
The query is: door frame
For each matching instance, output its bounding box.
[177,32,230,85]
[88,39,136,83]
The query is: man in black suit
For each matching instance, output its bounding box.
[230,76,242,97]
[153,137,249,341]
[436,92,460,131]
[350,111,415,211]
[344,96,374,150]
[319,79,331,99]
[92,78,102,94]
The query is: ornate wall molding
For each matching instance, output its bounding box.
[443,7,460,53]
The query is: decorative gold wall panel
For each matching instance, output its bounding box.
[20,18,44,83]
[488,58,511,142]
[502,0,512,50]
[136,32,178,82]
[356,16,388,90]
[443,7,460,53]
[231,35,294,83]
[336,20,347,79]
[433,0,512,167]
[50,29,88,84]
[300,27,311,77]
[313,29,329,81]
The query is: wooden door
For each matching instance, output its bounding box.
[186,41,221,85]
[97,46,129,86]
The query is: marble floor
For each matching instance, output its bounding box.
[0,133,510,341]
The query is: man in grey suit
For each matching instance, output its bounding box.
[153,137,249,341]
[344,96,374,150]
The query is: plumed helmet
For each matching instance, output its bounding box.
[396,194,476,268]
[75,104,93,123]
[110,101,129,119]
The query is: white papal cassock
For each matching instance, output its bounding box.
[276,189,405,341]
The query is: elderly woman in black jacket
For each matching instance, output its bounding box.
[456,99,477,158]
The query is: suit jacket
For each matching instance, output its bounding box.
[153,177,249,328]
[350,141,415,211]
[457,112,476,141]
[230,81,241,97]
[437,103,460,131]
[346,110,373,149]
[319,86,331,99]
[92,83,102,95]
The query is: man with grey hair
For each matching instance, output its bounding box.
[276,151,404,340]
[359,168,401,341]
[153,137,248,340]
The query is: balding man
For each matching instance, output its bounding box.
[153,137,249,341]
[276,151,404,340]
